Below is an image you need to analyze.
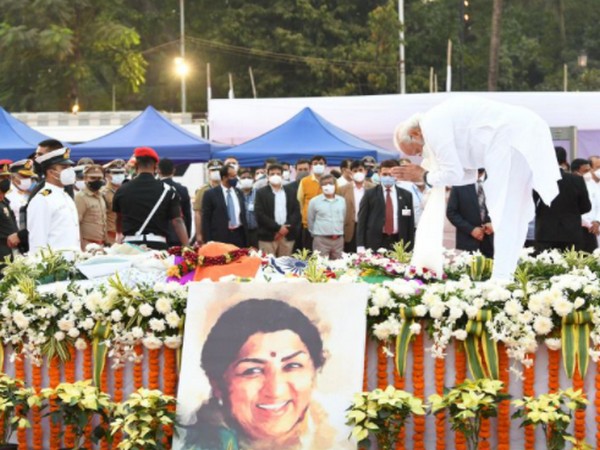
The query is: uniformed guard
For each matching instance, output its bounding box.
[0,160,19,271]
[102,159,126,244]
[6,159,35,228]
[75,164,107,250]
[27,148,80,254]
[113,147,188,250]
[74,157,95,192]
[193,159,223,243]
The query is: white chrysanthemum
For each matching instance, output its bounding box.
[533,316,553,335]
[149,318,166,332]
[453,329,468,341]
[1,306,10,318]
[139,303,153,317]
[127,306,136,317]
[372,317,400,341]
[54,331,65,341]
[574,297,586,310]
[131,327,144,339]
[409,323,422,335]
[142,335,162,350]
[81,318,95,330]
[504,299,523,317]
[155,297,172,315]
[368,306,381,317]
[371,287,393,309]
[13,311,30,330]
[75,338,87,350]
[429,303,446,320]
[552,296,574,317]
[68,328,80,338]
[84,292,102,312]
[165,312,181,328]
[57,318,75,332]
[414,305,427,317]
[544,338,561,351]
[111,310,123,322]
[164,335,182,349]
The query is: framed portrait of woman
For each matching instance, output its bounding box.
[173,281,370,450]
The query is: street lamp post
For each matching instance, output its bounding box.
[180,0,186,113]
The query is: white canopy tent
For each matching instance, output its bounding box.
[209,92,600,158]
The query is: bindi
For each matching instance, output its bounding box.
[270,351,276,358]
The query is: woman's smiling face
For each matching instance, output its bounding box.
[221,329,317,441]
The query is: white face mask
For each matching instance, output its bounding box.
[60,167,77,186]
[75,180,85,190]
[282,170,290,181]
[209,170,221,181]
[321,184,335,195]
[111,174,125,185]
[312,164,325,175]
[269,174,283,186]
[239,178,254,189]
[352,172,365,183]
[17,178,32,191]
[595,169,600,179]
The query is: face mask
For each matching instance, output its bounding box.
[371,173,380,184]
[353,172,365,183]
[312,164,325,175]
[87,180,104,192]
[239,178,253,189]
[594,169,600,179]
[228,178,238,188]
[321,184,335,195]
[269,174,283,186]
[209,171,221,181]
[381,176,396,187]
[17,178,32,191]
[0,179,11,193]
[75,180,85,190]
[60,167,76,186]
[111,174,125,185]
[296,170,309,181]
[282,170,290,181]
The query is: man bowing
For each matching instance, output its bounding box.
[393,95,561,280]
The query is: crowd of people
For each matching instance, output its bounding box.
[0,137,595,269]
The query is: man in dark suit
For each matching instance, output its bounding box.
[201,164,247,247]
[254,163,300,256]
[534,147,591,252]
[356,159,415,251]
[447,169,494,257]
[158,158,192,246]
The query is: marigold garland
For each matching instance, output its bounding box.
[377,342,388,389]
[523,353,536,450]
[149,349,161,390]
[573,367,586,442]
[595,360,600,445]
[434,358,446,450]
[63,357,76,448]
[412,329,425,450]
[48,359,61,450]
[31,364,43,450]
[454,342,467,450]
[479,417,490,450]
[548,349,560,394]
[15,355,27,450]
[113,366,124,448]
[163,348,178,397]
[81,345,93,438]
[134,345,144,389]
[497,344,511,450]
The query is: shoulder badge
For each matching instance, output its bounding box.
[41,189,52,196]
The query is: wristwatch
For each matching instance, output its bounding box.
[423,171,432,188]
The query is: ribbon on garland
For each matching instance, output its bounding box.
[395,307,421,377]
[469,255,493,281]
[176,315,186,373]
[92,322,112,389]
[562,309,593,378]
[464,309,498,379]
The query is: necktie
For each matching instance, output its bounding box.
[227,189,238,227]
[384,187,394,235]
[477,181,486,222]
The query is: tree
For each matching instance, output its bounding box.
[487,0,503,90]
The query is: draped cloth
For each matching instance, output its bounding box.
[409,145,446,277]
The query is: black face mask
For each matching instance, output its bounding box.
[87,180,104,192]
[0,179,11,193]
[228,178,238,188]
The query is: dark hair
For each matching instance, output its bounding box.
[340,159,353,170]
[350,160,365,170]
[295,159,310,168]
[37,139,63,151]
[380,159,400,168]
[158,158,175,175]
[136,155,156,168]
[264,157,278,169]
[267,163,284,174]
[201,299,325,385]
[238,168,253,177]
[571,158,590,173]
[310,155,327,165]
[555,146,568,165]
[219,164,236,179]
[319,173,335,185]
[281,161,290,168]
[329,169,341,179]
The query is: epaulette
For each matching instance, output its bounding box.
[41,189,52,196]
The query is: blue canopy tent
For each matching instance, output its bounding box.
[0,107,53,160]
[211,107,398,166]
[71,106,218,163]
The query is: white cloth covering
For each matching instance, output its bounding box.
[413,96,561,279]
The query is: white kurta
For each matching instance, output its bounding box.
[417,96,561,279]
[27,183,80,254]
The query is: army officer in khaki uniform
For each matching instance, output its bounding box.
[74,164,107,250]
